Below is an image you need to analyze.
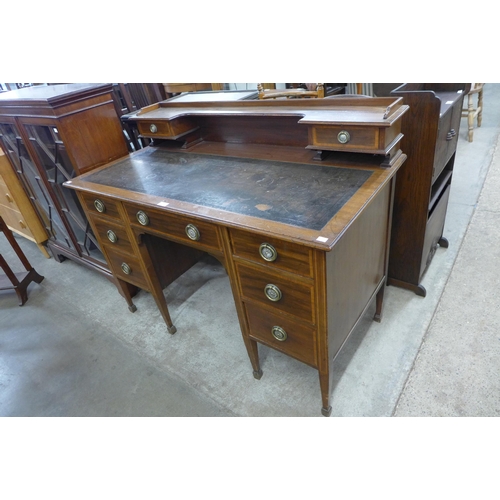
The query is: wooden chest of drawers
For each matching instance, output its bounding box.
[0,148,49,258]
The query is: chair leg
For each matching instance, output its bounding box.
[467,94,474,142]
[477,88,483,127]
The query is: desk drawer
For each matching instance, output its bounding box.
[104,248,149,290]
[230,228,312,277]
[125,204,221,252]
[309,122,400,154]
[237,262,314,323]
[90,216,134,256]
[80,193,122,221]
[137,116,196,140]
[246,303,317,367]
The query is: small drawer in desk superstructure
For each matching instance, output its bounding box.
[229,228,319,368]
[309,122,402,155]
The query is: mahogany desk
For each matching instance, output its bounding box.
[65,98,408,416]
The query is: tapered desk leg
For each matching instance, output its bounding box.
[134,240,176,334]
[319,370,332,417]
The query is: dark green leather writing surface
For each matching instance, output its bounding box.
[85,148,372,230]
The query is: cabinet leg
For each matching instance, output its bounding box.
[373,282,385,323]
[438,236,449,248]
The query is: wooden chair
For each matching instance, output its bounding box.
[462,83,484,142]
[162,83,224,97]
[257,83,325,99]
[0,215,44,305]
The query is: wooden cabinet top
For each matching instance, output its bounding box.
[0,83,115,118]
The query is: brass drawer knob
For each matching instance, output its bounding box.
[259,242,278,262]
[136,210,150,226]
[272,326,288,342]
[5,193,13,203]
[264,283,282,302]
[185,223,200,241]
[107,230,118,243]
[150,124,158,133]
[94,199,106,213]
[121,262,132,275]
[19,220,26,229]
[337,130,350,144]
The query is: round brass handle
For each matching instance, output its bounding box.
[94,199,106,213]
[272,326,288,342]
[264,283,282,302]
[136,210,150,226]
[19,220,26,229]
[259,242,278,262]
[121,262,132,275]
[185,223,200,241]
[107,230,118,243]
[337,130,351,144]
[149,124,158,133]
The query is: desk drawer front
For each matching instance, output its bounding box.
[246,303,317,367]
[91,216,134,256]
[125,204,221,251]
[237,263,314,323]
[81,193,122,221]
[310,125,379,152]
[137,117,196,140]
[0,179,18,210]
[230,228,312,277]
[105,248,149,289]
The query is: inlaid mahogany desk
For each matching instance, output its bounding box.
[65,98,408,416]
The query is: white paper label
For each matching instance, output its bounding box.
[157,201,169,207]
[316,236,328,243]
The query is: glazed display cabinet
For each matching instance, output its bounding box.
[0,84,129,277]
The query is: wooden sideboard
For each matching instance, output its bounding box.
[387,84,470,296]
[65,97,408,416]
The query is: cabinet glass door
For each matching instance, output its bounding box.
[0,121,73,250]
[22,124,106,263]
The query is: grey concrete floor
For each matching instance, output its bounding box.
[1,84,499,417]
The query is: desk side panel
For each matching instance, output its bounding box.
[325,181,392,359]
